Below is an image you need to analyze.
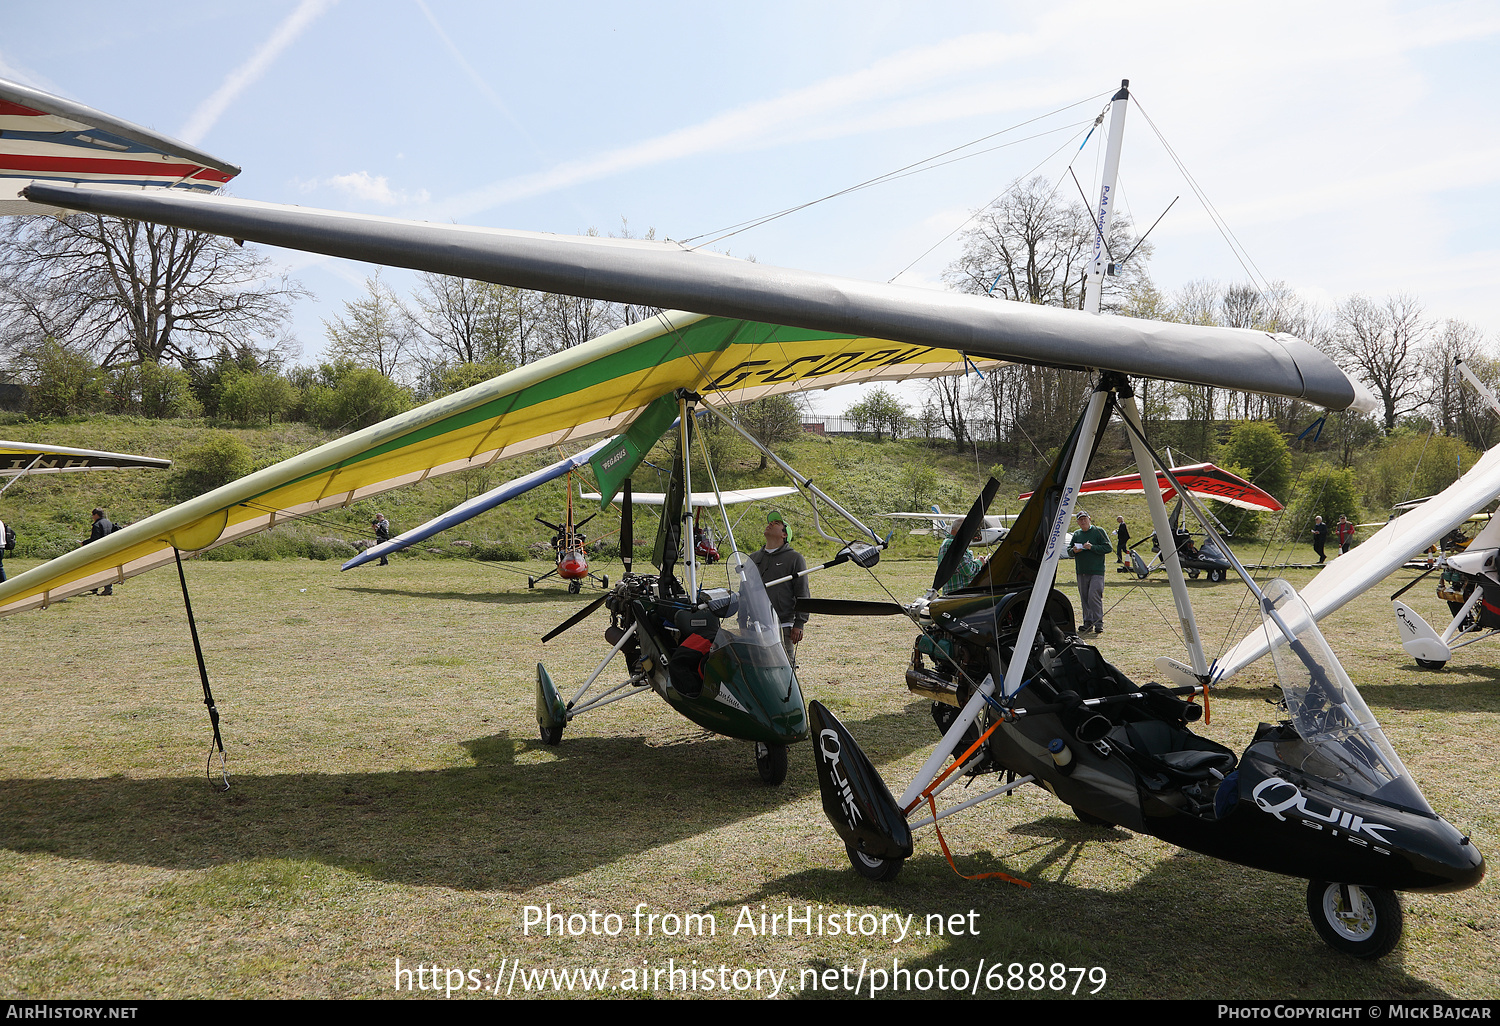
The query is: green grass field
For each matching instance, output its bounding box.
[2,550,1496,999]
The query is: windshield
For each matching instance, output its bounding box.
[710,550,791,669]
[1258,578,1429,812]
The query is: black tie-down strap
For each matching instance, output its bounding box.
[173,546,229,791]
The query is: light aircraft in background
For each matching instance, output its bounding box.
[581,485,798,564]
[1,76,1482,957]
[882,506,1013,546]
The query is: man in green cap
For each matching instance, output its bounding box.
[748,511,808,662]
[1068,510,1110,635]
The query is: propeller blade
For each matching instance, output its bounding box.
[930,477,1000,592]
[622,477,633,575]
[542,593,609,643]
[796,597,908,617]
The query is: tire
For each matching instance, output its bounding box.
[601,575,609,589]
[527,577,535,589]
[568,578,581,594]
[1306,881,1402,960]
[845,841,903,881]
[539,721,563,746]
[755,742,788,785]
[1208,568,1226,583]
[1188,569,1200,580]
[1415,658,1447,671]
[1071,806,1114,827]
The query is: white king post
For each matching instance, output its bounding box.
[1085,79,1208,676]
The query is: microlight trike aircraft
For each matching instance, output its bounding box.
[804,384,1483,959]
[793,82,1482,961]
[0,77,1481,957]
[534,393,886,784]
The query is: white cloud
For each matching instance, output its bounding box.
[178,0,337,145]
[302,171,431,207]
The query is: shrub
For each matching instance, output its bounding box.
[177,432,253,492]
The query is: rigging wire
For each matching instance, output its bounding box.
[1131,99,1272,295]
[677,91,1110,252]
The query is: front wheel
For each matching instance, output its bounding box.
[1306,881,1402,959]
[568,578,581,594]
[539,721,563,745]
[755,742,788,785]
[846,841,903,882]
[1415,658,1447,671]
[1208,568,1226,583]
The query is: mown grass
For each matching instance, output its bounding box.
[1,549,1495,1000]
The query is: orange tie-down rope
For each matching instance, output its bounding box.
[904,713,1030,888]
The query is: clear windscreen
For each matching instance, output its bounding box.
[1259,578,1430,812]
[711,550,791,669]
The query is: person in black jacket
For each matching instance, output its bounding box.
[372,514,392,565]
[1115,515,1130,565]
[86,507,115,594]
[1311,515,1329,565]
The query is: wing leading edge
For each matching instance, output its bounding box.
[0,77,239,215]
[20,184,1369,413]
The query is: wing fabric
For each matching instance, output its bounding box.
[1213,443,1500,680]
[341,436,616,570]
[0,313,990,615]
[19,184,1367,413]
[0,78,238,215]
[0,440,171,474]
[1021,463,1284,512]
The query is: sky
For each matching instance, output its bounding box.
[4,0,1498,416]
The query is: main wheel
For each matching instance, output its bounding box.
[755,742,788,785]
[527,577,535,589]
[1415,658,1447,670]
[845,841,903,882]
[601,574,609,589]
[1306,881,1402,959]
[1188,569,1200,579]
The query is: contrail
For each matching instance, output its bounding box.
[179,0,338,145]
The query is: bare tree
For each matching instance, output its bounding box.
[0,213,302,371]
[324,273,417,379]
[1425,319,1493,446]
[1328,293,1428,433]
[407,272,512,367]
[944,176,1150,311]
